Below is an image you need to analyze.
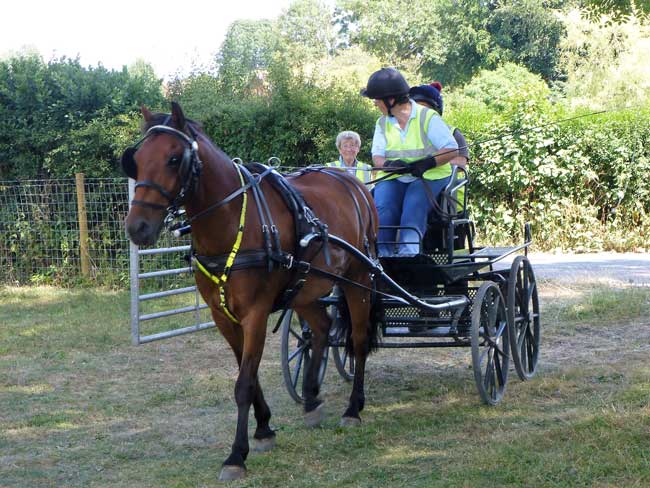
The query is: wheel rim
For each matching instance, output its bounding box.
[471,281,510,405]
[507,256,541,381]
[281,310,328,404]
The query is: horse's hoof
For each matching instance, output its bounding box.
[304,403,325,428]
[339,416,361,428]
[218,465,246,481]
[252,435,276,453]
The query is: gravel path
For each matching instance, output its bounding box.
[497,252,650,286]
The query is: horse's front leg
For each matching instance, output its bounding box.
[251,381,275,452]
[210,309,275,454]
[294,305,331,427]
[219,314,269,481]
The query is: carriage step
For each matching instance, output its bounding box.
[384,326,460,338]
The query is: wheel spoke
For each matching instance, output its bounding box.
[291,351,303,388]
[494,318,507,340]
[288,343,306,363]
[479,346,490,366]
[484,336,509,359]
[527,335,535,369]
[483,348,494,389]
[494,349,504,387]
[517,321,530,350]
[526,280,536,304]
[288,326,303,342]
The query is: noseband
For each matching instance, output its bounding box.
[121,121,203,216]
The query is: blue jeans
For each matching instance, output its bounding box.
[375,177,451,256]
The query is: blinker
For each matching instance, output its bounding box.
[121,146,138,179]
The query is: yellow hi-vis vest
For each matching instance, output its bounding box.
[378,105,453,181]
[325,159,374,187]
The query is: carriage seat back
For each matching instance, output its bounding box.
[422,166,470,255]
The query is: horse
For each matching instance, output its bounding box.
[123,102,380,481]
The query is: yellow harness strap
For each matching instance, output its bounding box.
[193,164,248,324]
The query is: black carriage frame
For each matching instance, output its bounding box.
[280,167,541,406]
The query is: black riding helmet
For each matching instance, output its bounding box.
[361,67,410,116]
[409,82,444,116]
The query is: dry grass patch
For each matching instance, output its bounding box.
[1,282,649,487]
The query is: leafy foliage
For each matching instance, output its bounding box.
[558,8,650,109]
[278,0,338,62]
[469,92,650,251]
[214,19,280,96]
[461,63,551,113]
[0,54,164,179]
[201,70,376,167]
[339,0,565,86]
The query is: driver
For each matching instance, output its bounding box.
[361,68,458,256]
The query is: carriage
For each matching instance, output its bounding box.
[123,102,541,480]
[279,165,541,406]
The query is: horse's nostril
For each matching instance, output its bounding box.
[126,218,152,244]
[135,220,150,235]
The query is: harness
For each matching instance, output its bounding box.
[193,164,333,320]
[123,121,375,325]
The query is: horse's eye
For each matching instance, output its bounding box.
[168,156,181,167]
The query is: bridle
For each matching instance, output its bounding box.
[121,119,203,218]
[121,118,266,232]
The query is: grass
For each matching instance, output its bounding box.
[1,283,649,487]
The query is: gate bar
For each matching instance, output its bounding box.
[139,321,216,344]
[139,286,198,301]
[139,303,209,321]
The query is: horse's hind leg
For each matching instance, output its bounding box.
[293,304,331,427]
[340,283,372,426]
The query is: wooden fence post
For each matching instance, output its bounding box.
[75,172,90,278]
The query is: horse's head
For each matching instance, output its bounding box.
[123,102,201,245]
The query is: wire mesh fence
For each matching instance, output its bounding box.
[0,165,305,288]
[0,176,192,288]
[0,177,129,286]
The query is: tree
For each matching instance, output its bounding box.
[277,0,338,63]
[339,0,565,86]
[487,0,566,80]
[215,19,280,96]
[558,8,650,108]
[581,0,650,21]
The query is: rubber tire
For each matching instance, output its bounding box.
[471,281,510,405]
[507,255,541,381]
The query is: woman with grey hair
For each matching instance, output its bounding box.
[326,130,374,189]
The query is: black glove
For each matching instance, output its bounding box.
[410,156,437,177]
[383,159,410,173]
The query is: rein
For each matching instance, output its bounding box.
[365,108,613,187]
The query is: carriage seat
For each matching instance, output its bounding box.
[422,165,472,257]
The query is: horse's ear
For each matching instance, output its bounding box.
[171,102,186,129]
[141,105,153,122]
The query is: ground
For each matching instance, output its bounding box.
[1,276,649,487]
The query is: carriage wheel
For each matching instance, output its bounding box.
[280,309,328,404]
[329,304,355,382]
[507,255,541,381]
[471,281,510,405]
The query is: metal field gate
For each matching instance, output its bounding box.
[128,179,215,345]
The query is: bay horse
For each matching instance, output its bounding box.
[123,102,379,481]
